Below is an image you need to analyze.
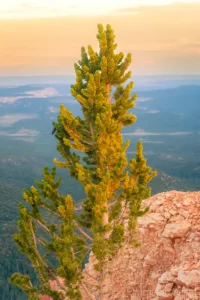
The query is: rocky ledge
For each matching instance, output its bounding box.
[42,191,200,299]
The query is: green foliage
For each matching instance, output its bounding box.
[10,167,87,299]
[11,24,156,299]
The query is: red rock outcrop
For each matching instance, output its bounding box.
[41,191,200,299]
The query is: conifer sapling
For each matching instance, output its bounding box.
[10,24,156,300]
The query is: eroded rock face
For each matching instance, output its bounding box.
[83,191,200,299]
[41,191,200,300]
[162,221,191,238]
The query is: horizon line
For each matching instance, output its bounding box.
[1,74,200,79]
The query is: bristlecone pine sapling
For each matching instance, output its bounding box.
[10,24,156,300]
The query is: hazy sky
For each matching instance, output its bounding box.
[0,0,200,76]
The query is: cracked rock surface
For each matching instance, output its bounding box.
[84,191,200,299]
[41,191,200,300]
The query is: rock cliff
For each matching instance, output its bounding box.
[41,191,200,300]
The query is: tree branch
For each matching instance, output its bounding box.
[106,84,111,103]
[80,138,94,146]
[83,278,99,287]
[108,198,118,208]
[81,283,96,300]
[48,270,68,294]
[41,204,61,218]
[74,222,93,242]
[84,245,92,250]
[29,220,48,272]
[30,220,37,248]
[117,201,128,225]
[37,238,46,247]
[71,247,75,260]
[84,270,99,285]
[31,217,50,233]
[81,128,91,135]
[89,122,94,137]
[31,217,62,242]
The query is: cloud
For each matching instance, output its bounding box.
[137,97,152,102]
[141,139,164,144]
[12,137,36,142]
[136,106,148,111]
[167,132,193,136]
[127,150,155,155]
[113,2,200,15]
[20,3,47,10]
[147,109,160,114]
[0,128,39,136]
[50,98,78,105]
[0,97,20,104]
[9,128,39,137]
[25,87,61,98]
[0,114,38,127]
[47,106,59,113]
[0,3,55,15]
[0,88,61,103]
[124,129,193,136]
[0,10,19,14]
[0,128,39,142]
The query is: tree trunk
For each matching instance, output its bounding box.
[99,263,110,300]
[99,203,110,299]
[100,84,111,299]
[102,206,110,239]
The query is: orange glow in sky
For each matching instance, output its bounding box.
[0,1,200,76]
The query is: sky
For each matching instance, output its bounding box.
[0,0,200,76]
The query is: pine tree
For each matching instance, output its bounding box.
[10,24,156,300]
